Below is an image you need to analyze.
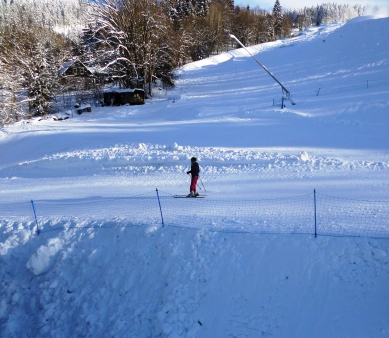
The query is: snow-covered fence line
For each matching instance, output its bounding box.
[0,191,388,239]
[158,191,314,236]
[315,193,389,238]
[299,77,389,98]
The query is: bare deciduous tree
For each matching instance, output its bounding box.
[89,0,173,97]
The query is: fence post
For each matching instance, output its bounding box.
[314,189,317,238]
[31,200,40,236]
[156,188,165,227]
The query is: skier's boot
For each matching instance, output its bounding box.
[194,192,199,197]
[187,191,195,197]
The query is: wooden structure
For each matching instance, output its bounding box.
[58,60,94,78]
[74,103,92,114]
[103,89,145,106]
[58,59,110,87]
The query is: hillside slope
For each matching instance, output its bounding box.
[0,16,389,338]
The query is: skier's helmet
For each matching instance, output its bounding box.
[191,157,197,163]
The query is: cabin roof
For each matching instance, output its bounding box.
[58,59,108,76]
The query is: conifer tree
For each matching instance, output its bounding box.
[194,0,209,17]
[26,43,59,116]
[265,13,275,42]
[183,0,193,16]
[272,0,283,38]
[0,58,26,125]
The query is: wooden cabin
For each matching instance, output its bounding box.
[58,60,94,78]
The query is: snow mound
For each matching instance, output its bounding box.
[26,238,63,275]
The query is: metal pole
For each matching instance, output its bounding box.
[155,188,165,227]
[229,34,296,105]
[31,200,40,236]
[199,177,206,192]
[314,189,317,238]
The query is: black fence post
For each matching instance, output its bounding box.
[314,189,317,238]
[156,188,165,227]
[31,200,40,236]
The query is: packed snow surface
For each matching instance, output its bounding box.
[1,16,389,337]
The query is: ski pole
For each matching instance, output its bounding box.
[199,177,206,192]
[198,165,207,192]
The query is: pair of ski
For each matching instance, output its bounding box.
[174,194,206,199]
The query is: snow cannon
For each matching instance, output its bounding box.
[229,34,296,106]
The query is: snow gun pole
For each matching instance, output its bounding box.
[229,34,296,105]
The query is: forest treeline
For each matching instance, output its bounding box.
[0,0,364,125]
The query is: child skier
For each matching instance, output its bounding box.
[186,157,200,197]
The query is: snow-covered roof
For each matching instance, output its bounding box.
[104,88,144,93]
[87,66,109,75]
[58,59,94,76]
[58,59,78,76]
